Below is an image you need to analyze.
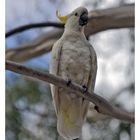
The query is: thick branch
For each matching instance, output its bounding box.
[86,3,134,36]
[6,4,134,62]
[6,60,134,123]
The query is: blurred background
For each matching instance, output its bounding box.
[6,0,135,140]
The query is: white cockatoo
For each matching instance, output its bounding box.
[50,7,97,139]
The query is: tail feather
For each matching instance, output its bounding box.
[56,92,89,139]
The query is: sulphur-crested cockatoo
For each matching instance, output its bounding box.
[50,7,97,139]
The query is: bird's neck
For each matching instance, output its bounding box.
[64,27,85,37]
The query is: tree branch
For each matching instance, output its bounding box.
[6,4,134,62]
[6,60,134,123]
[6,22,64,38]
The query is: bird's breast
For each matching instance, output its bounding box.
[58,40,91,84]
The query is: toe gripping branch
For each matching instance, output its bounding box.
[94,105,100,113]
[66,80,88,103]
[66,79,71,86]
[82,85,88,103]
[82,85,88,93]
[82,85,100,113]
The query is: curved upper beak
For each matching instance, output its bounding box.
[79,13,88,26]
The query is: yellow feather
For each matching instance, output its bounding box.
[56,10,68,23]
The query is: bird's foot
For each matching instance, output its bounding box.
[66,79,71,86]
[82,85,88,103]
[82,85,88,93]
[94,105,100,113]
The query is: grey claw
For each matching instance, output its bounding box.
[94,105,100,113]
[82,85,88,103]
[82,85,88,93]
[66,79,71,86]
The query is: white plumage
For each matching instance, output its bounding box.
[50,7,97,139]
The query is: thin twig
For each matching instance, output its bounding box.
[6,60,134,123]
[6,22,64,38]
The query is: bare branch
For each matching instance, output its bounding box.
[6,60,134,123]
[6,28,63,62]
[6,22,64,38]
[86,3,134,36]
[6,3,134,38]
[6,4,134,62]
[87,103,111,122]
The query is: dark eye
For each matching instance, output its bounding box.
[75,13,78,16]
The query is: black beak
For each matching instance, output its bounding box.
[79,13,88,26]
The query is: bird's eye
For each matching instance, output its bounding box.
[75,13,78,16]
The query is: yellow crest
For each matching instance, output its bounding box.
[56,10,68,24]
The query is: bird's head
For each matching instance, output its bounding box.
[56,7,88,32]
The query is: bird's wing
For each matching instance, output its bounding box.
[82,42,97,119]
[88,43,97,91]
[50,40,63,114]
